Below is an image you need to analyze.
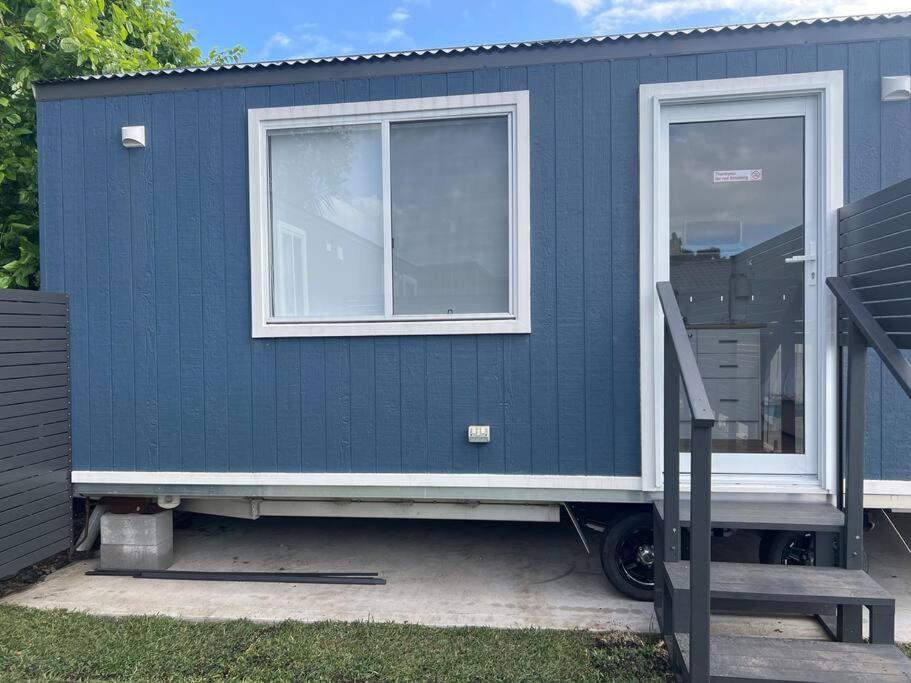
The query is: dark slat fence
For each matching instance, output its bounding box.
[827,176,911,641]
[838,177,911,348]
[0,289,71,579]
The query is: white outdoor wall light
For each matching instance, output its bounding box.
[881,75,911,102]
[121,125,146,148]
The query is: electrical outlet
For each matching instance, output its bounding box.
[467,425,491,443]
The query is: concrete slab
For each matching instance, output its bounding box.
[2,512,890,639]
[5,515,657,630]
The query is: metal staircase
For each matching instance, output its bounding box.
[653,177,911,683]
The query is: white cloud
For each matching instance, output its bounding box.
[262,31,292,54]
[389,6,410,22]
[261,1,420,60]
[372,2,416,45]
[589,0,908,34]
[259,29,354,60]
[554,0,604,16]
[291,33,356,58]
[370,26,411,44]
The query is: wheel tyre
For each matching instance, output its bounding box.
[763,530,815,565]
[600,511,655,601]
[763,531,866,570]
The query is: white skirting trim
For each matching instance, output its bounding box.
[865,480,911,494]
[71,470,643,491]
[864,480,911,510]
[71,472,911,507]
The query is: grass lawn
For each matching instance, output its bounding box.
[0,605,670,682]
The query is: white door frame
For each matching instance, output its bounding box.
[663,95,819,477]
[638,71,844,494]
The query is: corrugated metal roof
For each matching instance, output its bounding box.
[35,12,911,85]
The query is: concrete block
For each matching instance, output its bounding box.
[100,540,174,571]
[99,511,173,571]
[101,510,172,546]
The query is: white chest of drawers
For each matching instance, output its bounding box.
[680,327,762,444]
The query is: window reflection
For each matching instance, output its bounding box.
[669,117,806,455]
[391,117,510,316]
[269,125,384,318]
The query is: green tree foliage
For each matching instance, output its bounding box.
[0,0,243,288]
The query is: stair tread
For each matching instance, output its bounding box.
[664,561,893,605]
[675,634,911,682]
[654,499,845,531]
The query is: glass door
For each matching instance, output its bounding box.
[660,96,819,476]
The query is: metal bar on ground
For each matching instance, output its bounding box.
[87,569,380,577]
[87,569,385,585]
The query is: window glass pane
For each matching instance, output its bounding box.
[391,116,510,316]
[669,116,806,455]
[269,124,384,318]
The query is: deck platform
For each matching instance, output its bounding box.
[675,634,911,682]
[655,500,845,532]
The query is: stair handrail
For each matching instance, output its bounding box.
[826,276,911,399]
[657,282,716,425]
[656,281,715,680]
[827,275,911,610]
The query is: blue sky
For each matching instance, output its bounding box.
[170,0,903,63]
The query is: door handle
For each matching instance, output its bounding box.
[785,240,818,286]
[784,254,815,264]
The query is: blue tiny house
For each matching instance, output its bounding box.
[34,14,911,597]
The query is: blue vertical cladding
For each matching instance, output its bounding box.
[82,99,113,470]
[40,34,911,481]
[847,42,884,480]
[876,39,911,481]
[198,89,227,472]
[128,95,157,473]
[609,59,640,476]
[105,96,136,471]
[173,91,204,472]
[248,86,277,473]
[222,87,255,472]
[582,61,613,476]
[555,62,586,475]
[150,92,179,471]
[59,101,89,470]
[528,64,559,475]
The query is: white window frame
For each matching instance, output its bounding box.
[248,91,531,338]
[638,71,844,494]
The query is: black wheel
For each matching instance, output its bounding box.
[600,511,655,601]
[762,531,860,569]
[762,530,816,565]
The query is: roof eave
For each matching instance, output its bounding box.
[32,13,911,102]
